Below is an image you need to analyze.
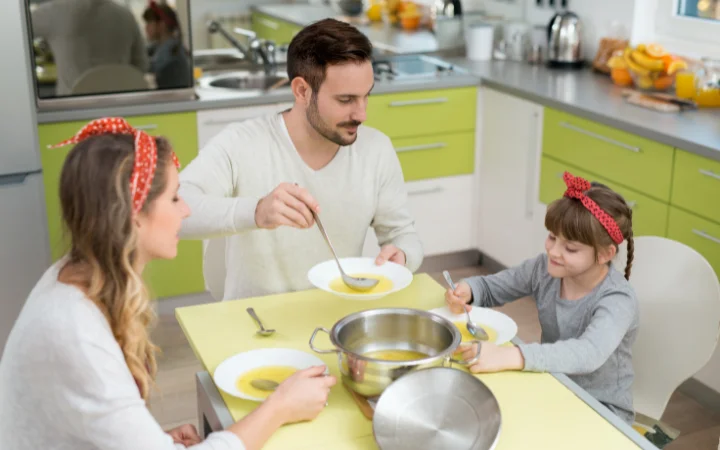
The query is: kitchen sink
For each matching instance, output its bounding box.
[197,70,290,93]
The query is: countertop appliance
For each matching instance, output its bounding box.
[546,11,584,69]
[0,0,52,357]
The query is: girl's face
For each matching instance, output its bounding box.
[544,232,614,279]
[135,163,190,267]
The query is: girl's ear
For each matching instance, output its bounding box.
[597,244,617,265]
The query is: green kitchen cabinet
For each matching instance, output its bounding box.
[668,207,720,279]
[251,12,303,46]
[37,112,205,299]
[671,149,720,224]
[542,108,674,202]
[365,87,477,139]
[539,155,669,238]
[392,131,475,181]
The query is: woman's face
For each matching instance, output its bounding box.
[135,162,190,266]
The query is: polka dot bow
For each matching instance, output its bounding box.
[48,117,180,214]
[563,172,624,245]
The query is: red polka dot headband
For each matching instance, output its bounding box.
[563,172,624,245]
[48,117,180,214]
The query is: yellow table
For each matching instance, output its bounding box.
[176,274,652,449]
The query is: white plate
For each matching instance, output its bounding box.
[308,257,413,300]
[213,348,326,402]
[429,306,518,345]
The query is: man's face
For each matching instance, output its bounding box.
[305,61,374,146]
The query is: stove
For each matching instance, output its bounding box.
[372,54,465,82]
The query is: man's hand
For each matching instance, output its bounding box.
[375,244,406,266]
[255,183,320,230]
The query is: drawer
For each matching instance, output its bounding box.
[539,156,668,238]
[251,12,302,45]
[668,207,720,279]
[671,149,720,224]
[542,108,674,201]
[365,87,476,139]
[393,131,474,181]
[362,175,475,258]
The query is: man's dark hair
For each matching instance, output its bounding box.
[286,18,373,93]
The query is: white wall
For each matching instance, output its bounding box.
[522,0,636,63]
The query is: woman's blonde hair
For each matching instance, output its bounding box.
[545,181,635,280]
[59,133,174,400]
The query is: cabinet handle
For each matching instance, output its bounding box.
[395,143,446,153]
[389,97,448,107]
[256,18,279,29]
[559,122,641,153]
[407,186,444,196]
[692,229,720,245]
[699,169,720,181]
[135,124,158,131]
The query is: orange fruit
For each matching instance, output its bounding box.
[645,43,668,58]
[611,68,633,87]
[653,75,674,91]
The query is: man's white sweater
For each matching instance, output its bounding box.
[179,112,423,300]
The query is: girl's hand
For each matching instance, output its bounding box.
[167,423,202,446]
[459,342,525,373]
[445,281,472,314]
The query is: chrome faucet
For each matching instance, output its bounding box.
[206,20,276,75]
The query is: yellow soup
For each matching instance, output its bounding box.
[236,366,297,399]
[328,273,394,294]
[454,321,498,343]
[363,349,429,361]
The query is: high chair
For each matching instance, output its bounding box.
[614,236,720,447]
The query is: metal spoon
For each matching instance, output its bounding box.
[312,211,379,292]
[246,307,275,337]
[250,379,279,391]
[442,270,488,341]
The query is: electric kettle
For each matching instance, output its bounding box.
[546,11,584,68]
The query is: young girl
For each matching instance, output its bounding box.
[0,118,335,449]
[446,172,639,425]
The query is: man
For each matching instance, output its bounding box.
[179,18,423,300]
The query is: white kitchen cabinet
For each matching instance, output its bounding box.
[197,102,293,148]
[476,87,546,268]
[362,174,476,259]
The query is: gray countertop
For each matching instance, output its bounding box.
[446,58,720,162]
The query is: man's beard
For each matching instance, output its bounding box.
[306,95,361,146]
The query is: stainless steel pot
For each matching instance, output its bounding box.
[309,308,481,398]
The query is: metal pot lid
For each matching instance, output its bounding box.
[373,367,502,450]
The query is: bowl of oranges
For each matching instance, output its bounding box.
[608,43,688,92]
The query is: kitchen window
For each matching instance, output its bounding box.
[654,0,720,52]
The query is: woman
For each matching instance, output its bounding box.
[0,118,335,449]
[142,1,193,89]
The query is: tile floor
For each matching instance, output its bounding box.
[148,266,720,449]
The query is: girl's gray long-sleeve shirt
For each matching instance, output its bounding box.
[464,254,639,424]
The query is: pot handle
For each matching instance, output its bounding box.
[448,340,483,366]
[309,327,340,354]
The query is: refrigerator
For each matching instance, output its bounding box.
[0,0,52,357]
